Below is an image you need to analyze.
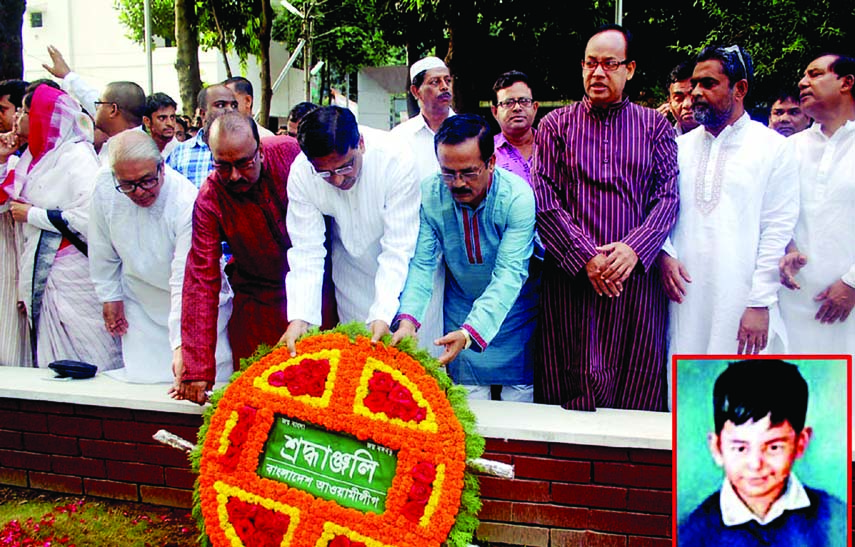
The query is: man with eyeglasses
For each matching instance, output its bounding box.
[531,24,679,411]
[391,114,538,402]
[88,130,233,388]
[491,71,539,183]
[166,84,239,188]
[390,56,455,358]
[281,106,420,354]
[178,112,303,404]
[660,45,799,361]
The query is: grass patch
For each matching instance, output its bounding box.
[0,486,197,546]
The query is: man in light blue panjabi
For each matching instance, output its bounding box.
[391,114,538,402]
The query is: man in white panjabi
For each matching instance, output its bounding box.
[389,56,455,357]
[89,131,233,384]
[779,53,855,355]
[280,106,419,354]
[659,45,799,359]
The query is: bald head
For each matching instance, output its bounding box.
[103,82,146,126]
[208,112,262,191]
[209,111,257,145]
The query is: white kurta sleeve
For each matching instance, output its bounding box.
[168,194,195,350]
[285,164,328,326]
[367,150,420,324]
[842,265,855,289]
[88,179,124,303]
[62,72,99,119]
[747,139,800,307]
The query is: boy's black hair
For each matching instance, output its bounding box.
[713,359,808,435]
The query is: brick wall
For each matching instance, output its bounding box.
[475,439,672,547]
[2,397,851,546]
[0,397,200,508]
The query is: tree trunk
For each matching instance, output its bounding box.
[0,0,26,80]
[445,5,479,114]
[174,0,202,115]
[257,0,273,129]
[210,0,232,78]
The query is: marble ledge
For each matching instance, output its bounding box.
[2,367,669,451]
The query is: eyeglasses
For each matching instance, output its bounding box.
[94,101,117,108]
[14,107,29,117]
[212,145,260,175]
[115,163,162,194]
[496,98,534,109]
[440,163,486,184]
[313,157,356,180]
[581,59,631,71]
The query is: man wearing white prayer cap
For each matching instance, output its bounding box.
[391,56,456,359]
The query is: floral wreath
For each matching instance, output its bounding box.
[191,323,484,547]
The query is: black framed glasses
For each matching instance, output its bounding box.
[581,59,631,71]
[115,163,162,194]
[313,157,356,180]
[94,101,117,108]
[496,98,534,109]
[440,163,487,184]
[212,145,260,175]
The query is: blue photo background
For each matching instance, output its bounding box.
[675,357,850,524]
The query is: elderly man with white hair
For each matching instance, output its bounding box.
[88,130,233,387]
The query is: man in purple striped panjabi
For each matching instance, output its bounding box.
[531,24,679,411]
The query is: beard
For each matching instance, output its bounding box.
[692,97,734,130]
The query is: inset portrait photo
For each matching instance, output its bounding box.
[674,356,851,547]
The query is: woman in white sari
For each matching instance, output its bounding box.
[5,84,121,370]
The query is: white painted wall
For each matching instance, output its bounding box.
[357,65,408,130]
[21,0,304,119]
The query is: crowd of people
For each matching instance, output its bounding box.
[0,24,852,413]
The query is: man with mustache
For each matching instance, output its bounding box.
[491,70,538,185]
[391,114,538,401]
[768,89,812,137]
[280,106,420,355]
[532,25,679,411]
[390,56,455,357]
[142,92,180,158]
[664,60,700,135]
[177,112,302,404]
[660,45,799,360]
[778,53,855,355]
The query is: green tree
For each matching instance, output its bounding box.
[272,0,405,104]
[114,0,176,45]
[175,0,203,115]
[669,0,855,104]
[116,0,277,125]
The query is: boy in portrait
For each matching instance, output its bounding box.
[678,359,847,546]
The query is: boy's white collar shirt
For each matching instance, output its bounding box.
[720,473,811,526]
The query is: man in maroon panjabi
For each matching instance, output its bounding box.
[177,112,327,404]
[531,25,679,411]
